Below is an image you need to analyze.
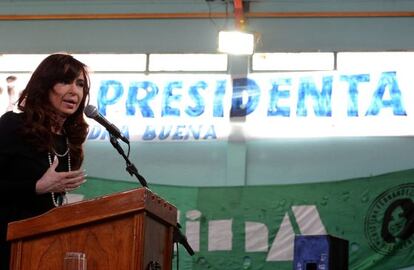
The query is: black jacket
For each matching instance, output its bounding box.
[0,111,68,269]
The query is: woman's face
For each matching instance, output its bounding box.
[49,73,85,118]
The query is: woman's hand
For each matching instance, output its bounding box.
[35,156,87,194]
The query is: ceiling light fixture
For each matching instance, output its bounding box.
[217,0,255,55]
[218,30,255,55]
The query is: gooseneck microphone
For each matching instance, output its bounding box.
[84,105,129,144]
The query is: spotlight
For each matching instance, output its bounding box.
[217,30,255,55]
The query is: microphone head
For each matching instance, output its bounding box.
[84,105,98,118]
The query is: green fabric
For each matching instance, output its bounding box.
[76,170,414,270]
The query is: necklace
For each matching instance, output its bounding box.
[53,137,70,157]
[47,137,71,207]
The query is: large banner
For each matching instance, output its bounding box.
[77,170,414,270]
[1,70,413,140]
[88,70,414,140]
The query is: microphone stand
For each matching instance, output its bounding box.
[173,223,195,256]
[109,136,193,256]
[109,134,148,188]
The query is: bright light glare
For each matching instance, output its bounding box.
[0,54,48,72]
[218,31,254,55]
[337,52,414,71]
[149,54,227,71]
[0,54,147,72]
[73,54,146,72]
[252,52,335,71]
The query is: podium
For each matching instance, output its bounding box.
[7,188,177,270]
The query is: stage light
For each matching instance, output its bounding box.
[218,30,255,55]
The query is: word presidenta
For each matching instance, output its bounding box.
[87,71,407,141]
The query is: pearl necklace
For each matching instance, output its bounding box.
[47,137,70,207]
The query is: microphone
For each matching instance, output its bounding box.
[84,105,129,144]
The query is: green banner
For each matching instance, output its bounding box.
[76,169,414,270]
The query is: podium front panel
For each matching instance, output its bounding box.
[7,188,176,270]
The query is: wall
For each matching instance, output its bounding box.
[0,0,413,53]
[1,0,413,187]
[1,2,414,269]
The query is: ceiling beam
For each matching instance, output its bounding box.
[0,11,413,21]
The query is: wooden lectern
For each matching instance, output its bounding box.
[7,188,177,270]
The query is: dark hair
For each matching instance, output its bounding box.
[381,198,414,243]
[17,54,90,169]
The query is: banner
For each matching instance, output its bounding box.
[76,170,414,270]
[1,70,414,140]
[88,71,414,140]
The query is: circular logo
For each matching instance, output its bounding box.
[365,183,414,255]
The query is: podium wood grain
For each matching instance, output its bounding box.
[7,188,177,270]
